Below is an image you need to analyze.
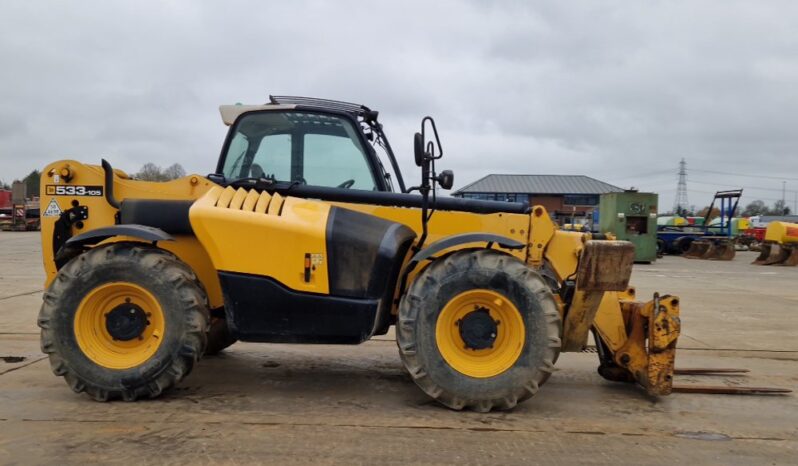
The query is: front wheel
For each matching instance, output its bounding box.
[397,250,562,412]
[38,243,209,401]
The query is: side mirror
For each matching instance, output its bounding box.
[436,170,454,190]
[414,132,425,167]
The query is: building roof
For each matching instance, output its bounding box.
[453,174,623,195]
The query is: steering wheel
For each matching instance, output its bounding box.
[337,179,355,189]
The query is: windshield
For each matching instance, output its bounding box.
[221,111,378,190]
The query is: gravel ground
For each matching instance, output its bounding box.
[1,231,796,465]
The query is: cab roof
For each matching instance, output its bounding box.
[219,95,378,126]
[219,104,296,126]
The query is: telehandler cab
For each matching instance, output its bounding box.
[38,96,778,411]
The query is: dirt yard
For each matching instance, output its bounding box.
[1,231,796,465]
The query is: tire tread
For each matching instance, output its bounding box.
[397,249,561,412]
[38,242,209,401]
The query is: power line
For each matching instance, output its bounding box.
[605,169,675,182]
[689,178,798,194]
[637,184,790,205]
[607,166,797,183]
[687,189,786,203]
[616,178,796,197]
[690,168,798,182]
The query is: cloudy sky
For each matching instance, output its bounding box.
[1,1,797,212]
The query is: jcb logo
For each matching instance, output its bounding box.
[46,185,103,197]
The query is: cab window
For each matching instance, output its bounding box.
[221,111,377,190]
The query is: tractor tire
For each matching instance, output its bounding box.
[656,239,666,256]
[204,316,237,355]
[397,249,561,412]
[38,242,209,401]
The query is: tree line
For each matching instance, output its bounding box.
[1,163,187,198]
[739,199,791,217]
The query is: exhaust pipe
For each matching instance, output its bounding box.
[101,159,121,210]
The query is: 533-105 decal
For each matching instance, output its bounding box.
[45,185,104,196]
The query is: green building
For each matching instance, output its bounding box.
[599,192,658,263]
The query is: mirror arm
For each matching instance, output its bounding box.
[421,116,443,159]
[413,116,447,252]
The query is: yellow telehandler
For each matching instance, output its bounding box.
[37,96,785,411]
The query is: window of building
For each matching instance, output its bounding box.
[563,194,599,206]
[461,193,525,203]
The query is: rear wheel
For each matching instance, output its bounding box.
[38,242,209,401]
[397,249,561,412]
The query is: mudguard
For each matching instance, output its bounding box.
[403,232,524,274]
[53,224,173,269]
[65,224,174,248]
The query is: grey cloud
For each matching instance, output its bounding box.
[0,0,797,210]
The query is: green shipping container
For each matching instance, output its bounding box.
[599,192,658,263]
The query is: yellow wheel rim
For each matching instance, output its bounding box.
[74,282,165,370]
[435,289,525,378]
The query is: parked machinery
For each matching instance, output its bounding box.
[0,181,40,232]
[599,191,658,263]
[36,97,787,410]
[657,190,742,260]
[741,215,798,251]
[682,190,742,260]
[753,222,798,266]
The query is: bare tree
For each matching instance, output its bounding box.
[133,163,186,182]
[742,200,768,216]
[134,163,165,181]
[772,200,791,215]
[163,163,186,180]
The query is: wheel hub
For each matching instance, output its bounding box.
[458,308,498,350]
[105,303,149,341]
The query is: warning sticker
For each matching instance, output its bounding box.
[43,199,63,217]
